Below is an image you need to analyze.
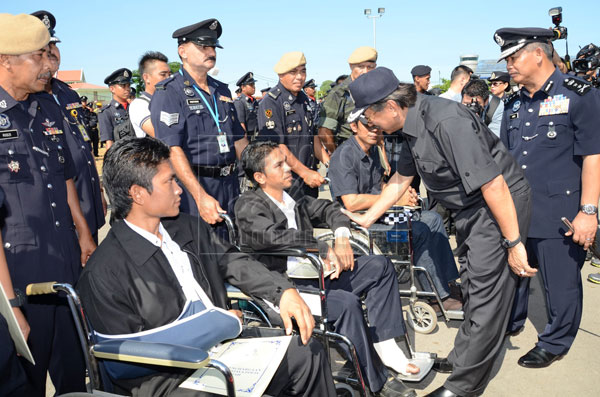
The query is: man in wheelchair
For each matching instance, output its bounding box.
[235,140,419,397]
[328,114,462,312]
[77,137,337,396]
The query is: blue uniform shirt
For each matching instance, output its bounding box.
[500,68,600,238]
[42,78,105,235]
[329,135,384,200]
[98,99,129,142]
[256,82,317,171]
[150,68,245,167]
[0,86,81,290]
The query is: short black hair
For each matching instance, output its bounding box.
[241,140,279,184]
[138,51,169,75]
[369,83,417,113]
[461,78,489,100]
[450,65,473,82]
[103,137,171,220]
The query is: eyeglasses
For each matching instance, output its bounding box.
[490,81,505,87]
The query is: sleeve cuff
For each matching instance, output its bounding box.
[320,117,338,130]
[334,227,351,238]
[462,161,501,195]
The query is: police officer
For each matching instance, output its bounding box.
[33,10,106,243]
[233,71,258,139]
[488,71,511,100]
[303,78,319,125]
[410,65,432,94]
[342,67,532,397]
[0,13,96,396]
[496,28,600,368]
[150,19,248,231]
[256,51,324,199]
[80,96,100,156]
[98,68,134,149]
[317,46,378,153]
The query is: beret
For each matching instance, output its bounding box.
[0,14,50,55]
[494,27,554,61]
[173,19,223,48]
[274,51,306,74]
[348,46,377,64]
[411,65,431,77]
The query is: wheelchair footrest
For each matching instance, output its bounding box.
[396,352,435,383]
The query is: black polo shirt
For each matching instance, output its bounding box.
[397,94,526,211]
[329,135,384,200]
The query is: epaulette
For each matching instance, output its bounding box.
[268,87,281,99]
[563,77,592,96]
[155,74,176,91]
[503,90,520,105]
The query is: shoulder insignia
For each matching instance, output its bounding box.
[563,77,592,96]
[265,109,273,118]
[268,88,281,99]
[155,74,176,90]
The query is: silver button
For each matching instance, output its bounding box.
[47,183,53,189]
[196,110,201,114]
[51,202,56,208]
[4,242,10,249]
[81,145,86,149]
[566,190,571,195]
[29,129,34,133]
[40,165,47,172]
[523,151,528,155]
[87,161,92,165]
[57,145,62,150]
[528,109,533,113]
[91,177,95,182]
[549,121,554,126]
[55,221,60,227]
[525,122,531,126]
[521,165,527,169]
[8,149,14,155]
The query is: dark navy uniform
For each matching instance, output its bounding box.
[43,78,104,239]
[256,82,317,199]
[0,86,85,395]
[502,68,600,354]
[150,68,245,218]
[233,94,258,137]
[98,99,131,143]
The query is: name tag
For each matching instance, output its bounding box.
[217,134,230,153]
[0,129,19,140]
[509,113,519,120]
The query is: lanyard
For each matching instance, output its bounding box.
[179,69,222,134]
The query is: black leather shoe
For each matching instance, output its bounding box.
[505,326,524,337]
[518,346,562,368]
[377,376,417,397]
[424,386,462,397]
[432,357,453,373]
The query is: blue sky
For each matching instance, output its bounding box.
[7,1,596,91]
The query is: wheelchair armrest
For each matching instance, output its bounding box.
[92,340,210,369]
[240,246,313,257]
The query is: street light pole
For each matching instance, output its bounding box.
[364,8,385,49]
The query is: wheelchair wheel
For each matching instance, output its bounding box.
[334,382,356,397]
[406,301,437,334]
[316,230,381,256]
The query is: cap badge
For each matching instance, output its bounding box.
[249,73,253,79]
[209,21,218,30]
[42,15,51,29]
[491,73,496,80]
[0,114,10,129]
[8,160,19,173]
[0,100,7,109]
[494,33,504,46]
[124,70,129,78]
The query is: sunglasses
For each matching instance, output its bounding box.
[358,115,381,131]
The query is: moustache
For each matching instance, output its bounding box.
[38,72,52,80]
[206,56,216,62]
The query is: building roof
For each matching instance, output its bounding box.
[56,70,85,83]
[69,82,106,90]
[476,59,507,79]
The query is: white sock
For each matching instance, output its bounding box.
[373,339,414,375]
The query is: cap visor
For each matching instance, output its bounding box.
[498,43,525,62]
[347,106,367,124]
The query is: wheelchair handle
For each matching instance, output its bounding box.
[26,282,58,296]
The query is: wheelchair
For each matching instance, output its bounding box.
[220,214,435,395]
[25,281,236,397]
[316,205,464,335]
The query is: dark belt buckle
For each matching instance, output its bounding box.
[220,165,231,177]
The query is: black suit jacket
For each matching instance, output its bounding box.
[77,213,294,335]
[234,189,351,274]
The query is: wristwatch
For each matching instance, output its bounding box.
[501,235,521,249]
[9,288,26,308]
[580,204,598,215]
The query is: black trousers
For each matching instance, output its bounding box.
[123,335,336,397]
[507,236,586,355]
[444,185,531,396]
[295,255,405,393]
[0,316,27,396]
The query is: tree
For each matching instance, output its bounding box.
[317,80,334,100]
[432,78,451,93]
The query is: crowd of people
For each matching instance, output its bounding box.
[1,9,599,397]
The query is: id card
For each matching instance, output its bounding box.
[217,134,230,153]
[77,124,91,141]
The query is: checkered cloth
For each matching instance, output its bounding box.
[377,209,421,226]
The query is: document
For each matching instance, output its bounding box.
[180,335,292,397]
[0,283,35,364]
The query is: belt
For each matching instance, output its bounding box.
[192,163,236,178]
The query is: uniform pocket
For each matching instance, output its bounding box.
[0,142,34,183]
